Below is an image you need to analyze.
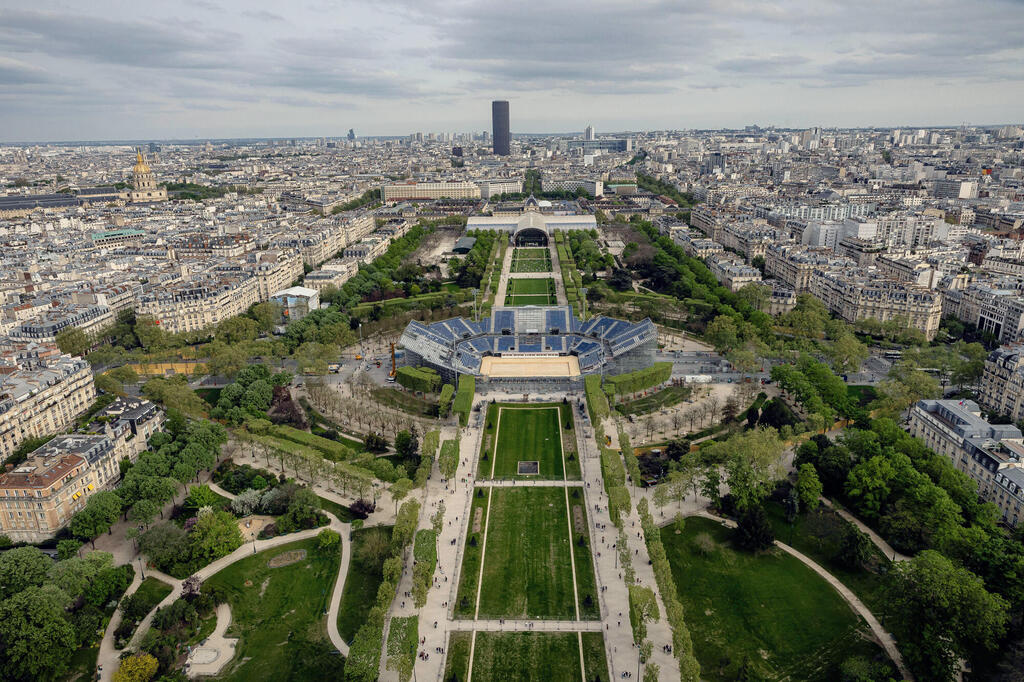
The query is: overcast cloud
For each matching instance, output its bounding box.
[0,0,1021,141]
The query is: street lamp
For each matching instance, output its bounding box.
[138,556,145,579]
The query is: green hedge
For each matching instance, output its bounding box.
[396,366,441,393]
[438,383,455,417]
[619,429,641,484]
[604,362,672,398]
[412,529,437,607]
[638,498,701,681]
[584,375,610,421]
[454,375,475,425]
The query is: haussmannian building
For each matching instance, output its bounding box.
[808,268,944,340]
[0,354,95,462]
[908,399,1024,527]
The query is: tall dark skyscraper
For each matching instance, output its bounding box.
[491,100,510,156]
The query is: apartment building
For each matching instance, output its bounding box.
[0,354,95,462]
[11,304,115,342]
[942,282,1024,344]
[136,272,261,334]
[909,399,1024,527]
[708,256,763,292]
[477,180,523,199]
[382,181,481,202]
[764,243,854,292]
[809,269,944,339]
[0,448,95,544]
[979,343,1024,422]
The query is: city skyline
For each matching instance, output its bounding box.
[1,0,1023,142]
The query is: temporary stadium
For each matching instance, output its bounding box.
[398,305,656,385]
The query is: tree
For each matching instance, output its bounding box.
[250,301,281,333]
[138,523,188,569]
[56,326,90,357]
[0,586,77,680]
[188,511,244,565]
[711,429,784,512]
[70,491,123,547]
[317,528,341,554]
[129,498,160,528]
[734,505,775,551]
[112,652,159,682]
[704,315,739,353]
[390,478,413,515]
[736,282,770,313]
[699,468,722,509]
[836,526,872,569]
[628,584,660,641]
[887,550,1009,681]
[56,539,82,561]
[0,546,50,598]
[394,430,418,459]
[827,334,869,375]
[795,464,822,512]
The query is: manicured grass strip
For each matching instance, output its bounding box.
[492,406,564,479]
[507,278,555,295]
[615,384,694,416]
[454,488,491,618]
[470,632,583,682]
[567,487,600,620]
[317,495,355,523]
[511,259,552,273]
[203,538,339,681]
[661,517,891,681]
[445,631,472,681]
[514,247,548,258]
[271,424,354,460]
[477,487,577,620]
[337,526,393,642]
[558,402,582,480]
[505,294,557,306]
[581,632,610,682]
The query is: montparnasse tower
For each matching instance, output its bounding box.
[129,148,167,203]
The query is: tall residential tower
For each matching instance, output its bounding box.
[492,100,510,156]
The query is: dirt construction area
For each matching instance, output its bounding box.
[480,355,581,377]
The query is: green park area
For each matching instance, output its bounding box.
[505,277,556,305]
[457,486,597,621]
[202,538,341,681]
[661,517,892,681]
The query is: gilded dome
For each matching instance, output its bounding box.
[132,150,151,174]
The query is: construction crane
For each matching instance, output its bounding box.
[389,342,397,378]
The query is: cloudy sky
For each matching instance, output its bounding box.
[1,0,1022,142]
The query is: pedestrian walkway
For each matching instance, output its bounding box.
[184,603,238,677]
[475,479,584,487]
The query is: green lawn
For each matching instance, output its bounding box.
[202,537,342,681]
[567,487,600,620]
[338,525,393,642]
[508,278,554,295]
[454,488,491,618]
[477,487,579,620]
[662,517,893,681]
[470,632,584,681]
[581,632,610,682]
[317,495,355,523]
[511,258,552,273]
[490,406,564,479]
[505,293,557,306]
[514,248,548,258]
[444,631,472,681]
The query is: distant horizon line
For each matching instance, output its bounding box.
[2,122,1021,147]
